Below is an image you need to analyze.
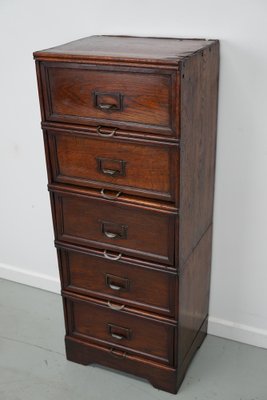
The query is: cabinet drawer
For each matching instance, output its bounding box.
[59,247,176,317]
[53,191,175,265]
[41,62,178,137]
[47,130,178,202]
[65,296,175,365]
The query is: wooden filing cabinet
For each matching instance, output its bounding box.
[34,35,219,394]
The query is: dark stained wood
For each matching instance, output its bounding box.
[49,182,178,213]
[52,190,176,265]
[64,294,176,365]
[33,35,217,66]
[178,42,219,266]
[55,240,177,270]
[178,226,212,366]
[65,337,179,393]
[176,317,208,390]
[40,62,178,137]
[58,246,177,317]
[65,320,207,394]
[34,35,219,394]
[42,120,180,143]
[46,128,179,202]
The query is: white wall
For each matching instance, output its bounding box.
[1,0,267,348]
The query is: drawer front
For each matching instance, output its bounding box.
[41,62,178,137]
[47,130,178,201]
[65,296,175,365]
[59,247,176,316]
[54,192,175,265]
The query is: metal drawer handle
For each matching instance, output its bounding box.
[107,301,125,311]
[104,231,118,239]
[105,274,130,292]
[108,323,131,341]
[109,348,126,359]
[102,168,119,176]
[98,104,117,110]
[111,333,124,340]
[104,250,122,261]
[101,222,128,240]
[109,283,122,291]
[94,92,123,112]
[97,126,117,137]
[96,157,126,178]
[101,189,121,200]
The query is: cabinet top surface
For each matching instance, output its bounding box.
[33,35,217,65]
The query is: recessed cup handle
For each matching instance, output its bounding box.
[102,168,119,176]
[108,323,131,341]
[101,221,128,240]
[104,231,118,239]
[111,333,124,340]
[96,157,126,178]
[109,283,122,291]
[93,92,123,112]
[98,104,117,110]
[105,274,130,292]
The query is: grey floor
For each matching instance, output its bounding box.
[0,279,266,400]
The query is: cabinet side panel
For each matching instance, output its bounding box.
[179,42,219,266]
[35,61,46,121]
[178,225,212,366]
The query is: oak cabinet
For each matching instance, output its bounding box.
[34,35,219,394]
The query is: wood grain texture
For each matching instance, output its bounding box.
[65,336,179,393]
[40,62,178,136]
[178,226,212,367]
[34,35,219,394]
[64,318,207,394]
[41,121,180,143]
[178,42,219,267]
[52,190,176,265]
[33,35,216,66]
[64,294,175,365]
[46,128,179,202]
[58,246,177,317]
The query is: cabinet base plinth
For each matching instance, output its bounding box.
[65,318,207,395]
[65,336,178,393]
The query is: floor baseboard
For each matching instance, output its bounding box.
[0,262,60,294]
[208,316,267,349]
